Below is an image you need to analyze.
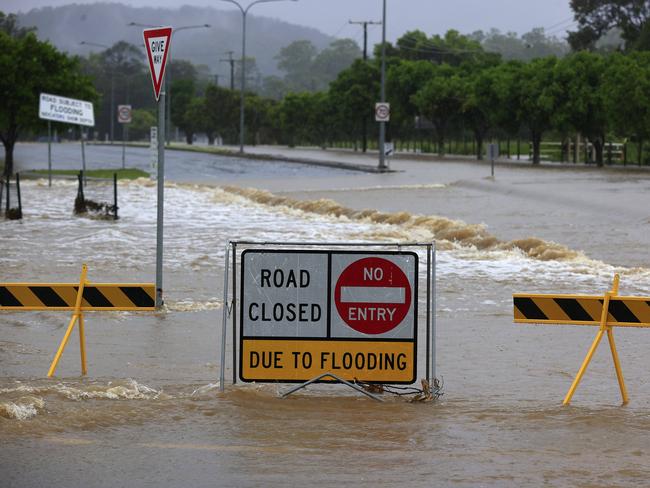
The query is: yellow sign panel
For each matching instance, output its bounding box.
[241,339,415,383]
[513,294,650,327]
[0,283,155,311]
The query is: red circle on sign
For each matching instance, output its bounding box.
[334,257,411,335]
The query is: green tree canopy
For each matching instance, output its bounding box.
[568,0,650,51]
[0,29,96,176]
[412,64,465,155]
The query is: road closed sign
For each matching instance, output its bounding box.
[240,250,418,384]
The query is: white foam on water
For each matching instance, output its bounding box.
[0,396,45,420]
[5,179,650,294]
[0,379,164,402]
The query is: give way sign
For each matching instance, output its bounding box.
[143,27,173,101]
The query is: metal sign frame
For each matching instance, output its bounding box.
[219,241,436,393]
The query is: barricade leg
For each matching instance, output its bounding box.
[607,327,628,405]
[47,314,79,377]
[46,264,88,378]
[78,312,87,376]
[563,327,605,405]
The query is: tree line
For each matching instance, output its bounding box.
[170,29,650,166]
[4,1,650,177]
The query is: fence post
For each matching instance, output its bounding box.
[113,172,118,220]
[16,173,22,219]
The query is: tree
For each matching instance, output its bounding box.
[509,57,559,164]
[554,52,609,165]
[568,0,650,51]
[170,79,196,144]
[312,39,362,88]
[80,41,147,139]
[0,12,35,38]
[204,84,239,144]
[474,28,569,61]
[461,65,511,159]
[387,60,437,140]
[0,30,96,176]
[275,40,318,92]
[603,52,650,164]
[412,65,465,155]
[184,97,214,144]
[328,59,379,149]
[395,29,495,66]
[261,75,289,100]
[128,108,156,141]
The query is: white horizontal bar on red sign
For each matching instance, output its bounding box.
[340,287,406,304]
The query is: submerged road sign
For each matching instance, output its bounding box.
[240,250,418,384]
[143,27,172,101]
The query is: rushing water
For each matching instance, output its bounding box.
[2,151,650,486]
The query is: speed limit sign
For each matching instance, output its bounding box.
[375,102,390,122]
[117,105,132,124]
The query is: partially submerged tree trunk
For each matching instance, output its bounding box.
[0,123,18,177]
[1,138,15,177]
[531,130,542,165]
[592,136,604,167]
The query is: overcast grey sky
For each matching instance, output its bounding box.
[6,0,575,43]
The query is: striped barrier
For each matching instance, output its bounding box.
[0,284,155,311]
[513,274,649,405]
[514,295,650,327]
[0,265,155,377]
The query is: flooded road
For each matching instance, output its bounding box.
[2,143,650,486]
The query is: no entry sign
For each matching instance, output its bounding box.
[334,257,411,335]
[240,250,417,384]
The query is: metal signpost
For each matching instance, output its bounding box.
[219,241,437,399]
[143,26,173,308]
[487,142,499,177]
[117,104,132,169]
[39,93,95,187]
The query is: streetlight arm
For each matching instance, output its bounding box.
[245,0,296,14]
[219,0,245,13]
[80,41,110,49]
[175,24,211,32]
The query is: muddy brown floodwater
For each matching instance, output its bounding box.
[2,145,650,487]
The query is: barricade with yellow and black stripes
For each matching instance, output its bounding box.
[0,264,155,377]
[514,274,650,405]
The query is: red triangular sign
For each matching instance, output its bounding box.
[143,27,173,101]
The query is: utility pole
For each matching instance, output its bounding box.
[349,19,381,153]
[349,20,381,60]
[220,51,236,90]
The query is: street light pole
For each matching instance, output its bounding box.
[378,0,388,171]
[219,0,298,153]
